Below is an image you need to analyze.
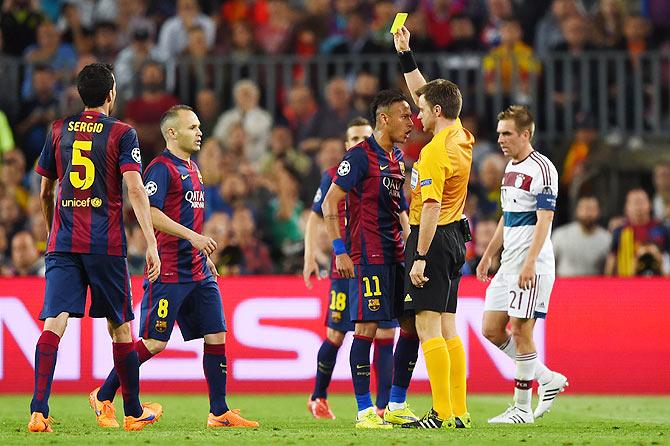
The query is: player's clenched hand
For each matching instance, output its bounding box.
[409,259,429,288]
[335,253,355,279]
[476,256,492,282]
[518,261,536,290]
[189,233,217,256]
[145,245,161,282]
[303,257,320,289]
[206,257,219,277]
[393,26,411,52]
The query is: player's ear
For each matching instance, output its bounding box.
[433,104,442,118]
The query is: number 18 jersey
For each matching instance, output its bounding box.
[35,111,142,257]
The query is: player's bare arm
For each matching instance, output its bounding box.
[400,210,410,243]
[518,210,554,290]
[477,216,505,282]
[39,176,56,236]
[124,170,160,282]
[149,207,217,256]
[322,183,354,279]
[409,199,440,287]
[303,211,322,288]
[393,26,427,106]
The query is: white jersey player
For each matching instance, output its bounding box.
[476,106,568,424]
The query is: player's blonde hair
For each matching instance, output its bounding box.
[497,105,535,139]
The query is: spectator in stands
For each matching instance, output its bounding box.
[124,61,179,160]
[108,0,154,49]
[228,207,273,275]
[114,23,164,101]
[605,188,669,276]
[0,149,29,212]
[158,0,215,58]
[28,208,46,253]
[652,161,670,221]
[402,10,436,53]
[591,0,627,49]
[534,0,579,58]
[352,72,379,122]
[329,7,382,55]
[370,0,395,48]
[177,25,216,105]
[16,64,58,167]
[228,20,262,67]
[204,212,234,275]
[461,113,495,170]
[213,79,272,165]
[480,0,514,48]
[0,225,8,271]
[211,171,249,217]
[195,89,220,140]
[309,77,357,140]
[0,109,16,154]
[92,20,120,64]
[255,0,295,55]
[283,84,318,148]
[58,2,93,56]
[552,196,611,276]
[424,0,463,51]
[0,0,45,57]
[22,20,77,99]
[483,17,540,103]
[317,137,345,173]
[464,219,500,275]
[445,14,484,52]
[477,153,506,219]
[6,231,44,276]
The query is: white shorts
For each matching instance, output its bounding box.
[484,272,555,319]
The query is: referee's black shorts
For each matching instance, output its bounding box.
[404,221,466,314]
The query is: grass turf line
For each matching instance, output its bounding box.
[1,394,668,446]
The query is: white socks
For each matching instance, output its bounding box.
[499,336,553,385]
[514,352,537,411]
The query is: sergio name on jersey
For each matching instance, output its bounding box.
[500,151,558,274]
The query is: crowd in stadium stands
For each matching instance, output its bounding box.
[0,0,669,277]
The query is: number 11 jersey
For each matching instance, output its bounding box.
[36,111,142,256]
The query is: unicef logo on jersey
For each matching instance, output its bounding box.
[131,147,142,164]
[337,160,351,176]
[145,181,158,196]
[185,190,205,208]
[313,188,322,203]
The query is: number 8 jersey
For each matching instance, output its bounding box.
[36,111,142,256]
[499,151,558,274]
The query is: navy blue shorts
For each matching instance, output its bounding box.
[349,263,405,323]
[40,253,133,324]
[327,279,398,332]
[140,276,227,342]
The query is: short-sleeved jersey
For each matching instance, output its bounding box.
[499,151,559,274]
[35,111,142,256]
[312,166,347,279]
[144,149,210,283]
[409,118,474,226]
[333,135,407,265]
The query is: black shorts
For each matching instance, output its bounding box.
[404,221,466,314]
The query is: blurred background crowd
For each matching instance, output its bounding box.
[0,0,669,278]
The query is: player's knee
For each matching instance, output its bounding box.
[143,338,167,354]
[482,325,506,345]
[326,328,345,346]
[354,322,377,338]
[204,331,226,345]
[375,328,396,340]
[109,322,132,343]
[43,313,69,337]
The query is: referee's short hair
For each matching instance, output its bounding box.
[415,79,462,120]
[160,104,195,138]
[370,89,409,128]
[497,105,535,139]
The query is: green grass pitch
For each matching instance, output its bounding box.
[1,394,668,445]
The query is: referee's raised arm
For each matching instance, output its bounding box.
[393,26,426,106]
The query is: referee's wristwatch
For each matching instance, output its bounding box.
[414,252,427,261]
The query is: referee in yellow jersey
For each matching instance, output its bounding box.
[394,26,475,429]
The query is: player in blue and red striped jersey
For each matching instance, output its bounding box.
[322,90,421,429]
[90,105,258,429]
[29,63,162,433]
[304,119,399,420]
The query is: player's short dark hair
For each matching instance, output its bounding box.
[415,79,462,120]
[370,89,408,128]
[160,105,195,137]
[76,63,114,108]
[346,117,371,129]
[497,105,535,138]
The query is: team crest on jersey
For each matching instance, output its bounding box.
[131,147,142,164]
[368,298,381,312]
[331,310,342,323]
[155,320,167,333]
[145,181,158,196]
[337,160,351,176]
[514,174,526,189]
[313,188,322,203]
[399,161,406,175]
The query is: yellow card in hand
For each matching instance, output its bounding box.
[390,12,408,34]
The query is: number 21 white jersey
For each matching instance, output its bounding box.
[499,150,558,274]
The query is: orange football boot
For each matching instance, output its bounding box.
[123,402,163,431]
[89,387,119,428]
[27,412,53,432]
[307,397,336,419]
[207,409,259,428]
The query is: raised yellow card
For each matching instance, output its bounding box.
[390,12,408,34]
